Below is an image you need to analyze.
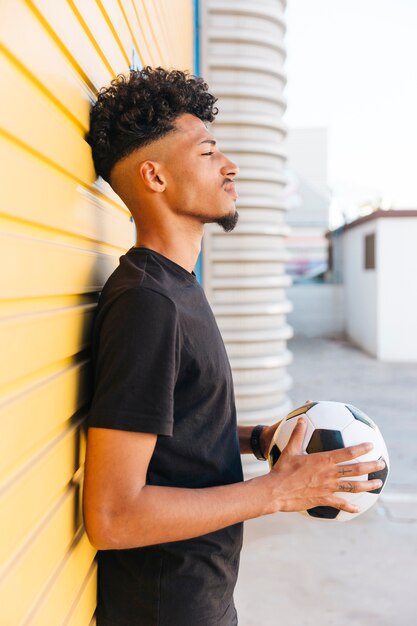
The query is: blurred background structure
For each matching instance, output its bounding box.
[328,210,417,361]
[285,127,329,282]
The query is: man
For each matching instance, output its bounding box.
[83,67,384,626]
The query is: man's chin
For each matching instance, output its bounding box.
[215,210,239,232]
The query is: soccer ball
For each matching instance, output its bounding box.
[268,401,389,522]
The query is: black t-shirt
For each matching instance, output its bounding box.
[88,247,244,626]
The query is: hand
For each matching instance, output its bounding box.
[260,421,282,459]
[266,418,385,514]
[261,401,314,458]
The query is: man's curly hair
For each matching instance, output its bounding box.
[86,67,218,183]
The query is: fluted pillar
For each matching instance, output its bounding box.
[200,0,293,475]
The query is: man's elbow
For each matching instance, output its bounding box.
[83,504,137,550]
[83,508,116,550]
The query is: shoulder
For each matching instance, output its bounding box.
[97,285,179,328]
[99,249,184,310]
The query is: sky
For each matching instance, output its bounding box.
[284,0,417,227]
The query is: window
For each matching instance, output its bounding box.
[364,233,376,270]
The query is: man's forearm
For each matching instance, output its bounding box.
[86,474,273,550]
[238,424,254,454]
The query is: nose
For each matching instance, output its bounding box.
[220,156,239,179]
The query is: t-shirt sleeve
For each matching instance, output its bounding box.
[88,287,179,436]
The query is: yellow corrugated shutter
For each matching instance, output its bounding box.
[0,1,193,624]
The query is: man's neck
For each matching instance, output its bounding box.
[134,234,202,274]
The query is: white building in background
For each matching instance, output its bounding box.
[200,0,292,473]
[285,127,330,280]
[328,210,417,362]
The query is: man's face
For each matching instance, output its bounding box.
[161,114,239,231]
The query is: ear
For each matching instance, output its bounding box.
[139,160,166,192]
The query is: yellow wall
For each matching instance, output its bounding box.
[0,1,193,624]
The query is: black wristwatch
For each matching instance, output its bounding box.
[250,425,268,461]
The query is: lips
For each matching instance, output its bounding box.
[223,181,238,199]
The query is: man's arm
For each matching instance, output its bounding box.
[238,422,281,459]
[83,419,384,550]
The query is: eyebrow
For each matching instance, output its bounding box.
[198,139,216,146]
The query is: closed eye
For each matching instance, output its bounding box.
[202,151,214,156]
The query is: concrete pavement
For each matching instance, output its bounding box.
[235,336,417,626]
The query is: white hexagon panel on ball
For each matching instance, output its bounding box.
[200,0,293,477]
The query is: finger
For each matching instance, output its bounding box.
[336,478,383,493]
[325,442,374,463]
[284,418,307,455]
[329,496,360,514]
[337,459,385,477]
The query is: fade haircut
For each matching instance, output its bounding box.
[86,66,218,183]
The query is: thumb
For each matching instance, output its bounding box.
[284,418,307,455]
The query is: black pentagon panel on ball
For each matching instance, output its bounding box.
[345,404,376,429]
[307,506,340,519]
[269,443,281,467]
[306,429,344,454]
[368,456,389,494]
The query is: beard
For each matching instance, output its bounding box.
[215,209,239,232]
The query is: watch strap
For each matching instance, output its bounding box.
[250,424,267,461]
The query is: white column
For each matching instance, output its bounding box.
[200,0,293,476]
